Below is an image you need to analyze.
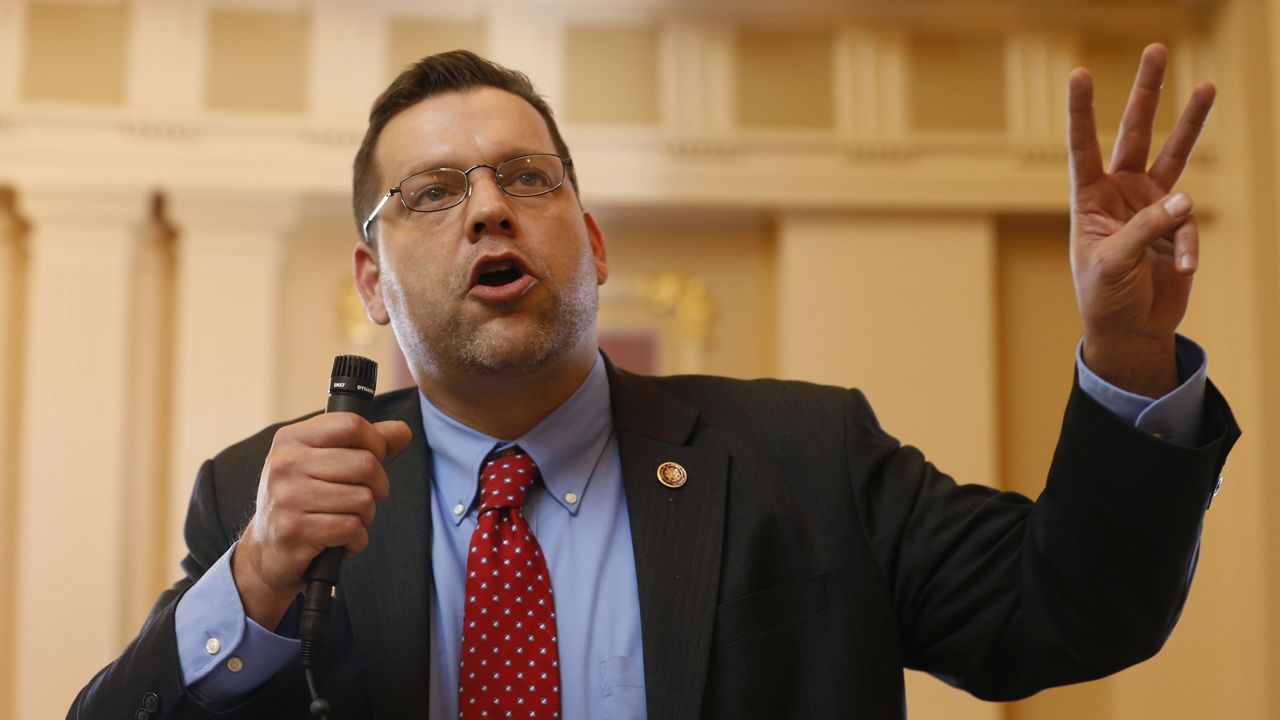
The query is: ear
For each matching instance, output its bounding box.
[353,241,390,326]
[583,211,608,285]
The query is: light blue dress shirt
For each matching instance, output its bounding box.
[174,339,1209,716]
[420,355,644,719]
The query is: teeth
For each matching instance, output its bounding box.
[479,260,515,277]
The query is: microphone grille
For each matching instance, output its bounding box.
[330,355,378,391]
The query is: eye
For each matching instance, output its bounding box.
[402,171,467,210]
[510,169,552,188]
[421,185,450,202]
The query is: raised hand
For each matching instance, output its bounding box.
[1068,43,1216,397]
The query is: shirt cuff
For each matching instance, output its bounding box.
[1075,335,1207,447]
[174,541,300,706]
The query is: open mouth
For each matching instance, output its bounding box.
[477,265,525,287]
[468,255,537,302]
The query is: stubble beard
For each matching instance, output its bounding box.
[410,250,599,379]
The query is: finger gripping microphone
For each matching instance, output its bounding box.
[299,355,378,719]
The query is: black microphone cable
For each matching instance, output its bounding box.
[299,355,378,719]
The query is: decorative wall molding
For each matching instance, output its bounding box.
[0,0,1223,215]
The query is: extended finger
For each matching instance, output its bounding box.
[1068,68,1106,189]
[1110,43,1168,173]
[1149,81,1216,189]
[1110,192,1195,264]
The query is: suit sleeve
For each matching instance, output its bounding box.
[849,376,1239,701]
[67,459,237,719]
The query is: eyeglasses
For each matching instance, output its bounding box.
[362,153,573,240]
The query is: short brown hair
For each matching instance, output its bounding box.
[352,50,578,243]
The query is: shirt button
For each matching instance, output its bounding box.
[205,637,221,655]
[227,656,244,673]
[453,503,465,516]
[564,493,578,505]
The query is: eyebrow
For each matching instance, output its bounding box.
[395,148,556,181]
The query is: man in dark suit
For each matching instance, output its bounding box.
[70,46,1236,719]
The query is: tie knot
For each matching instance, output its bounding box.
[478,446,538,511]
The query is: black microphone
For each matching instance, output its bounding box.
[299,355,378,719]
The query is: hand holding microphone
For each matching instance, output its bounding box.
[230,359,412,633]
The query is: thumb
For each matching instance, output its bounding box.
[374,420,414,459]
[1111,192,1194,265]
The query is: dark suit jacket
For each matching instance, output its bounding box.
[69,364,1239,719]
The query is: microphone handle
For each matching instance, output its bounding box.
[299,390,374,666]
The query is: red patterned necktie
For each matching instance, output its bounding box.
[458,446,562,719]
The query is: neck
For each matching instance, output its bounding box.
[417,346,598,440]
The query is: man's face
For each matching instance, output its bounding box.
[354,87,608,381]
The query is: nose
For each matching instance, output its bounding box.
[463,166,514,242]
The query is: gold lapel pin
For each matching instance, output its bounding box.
[657,461,688,489]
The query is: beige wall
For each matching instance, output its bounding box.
[599,209,776,380]
[778,212,1000,720]
[0,1,1275,718]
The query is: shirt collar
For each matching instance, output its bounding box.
[419,353,614,525]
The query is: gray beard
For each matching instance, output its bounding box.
[416,256,599,378]
[447,285,595,375]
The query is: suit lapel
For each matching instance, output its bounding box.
[339,389,433,720]
[608,363,728,720]
[334,368,729,718]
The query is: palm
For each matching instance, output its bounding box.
[1067,44,1216,355]
[1073,170,1188,339]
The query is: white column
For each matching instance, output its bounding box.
[308,0,386,128]
[833,26,909,142]
[125,0,208,115]
[486,5,566,116]
[659,19,736,141]
[1005,32,1078,150]
[12,187,155,717]
[776,212,1000,720]
[166,190,299,567]
[0,186,27,720]
[0,0,27,108]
